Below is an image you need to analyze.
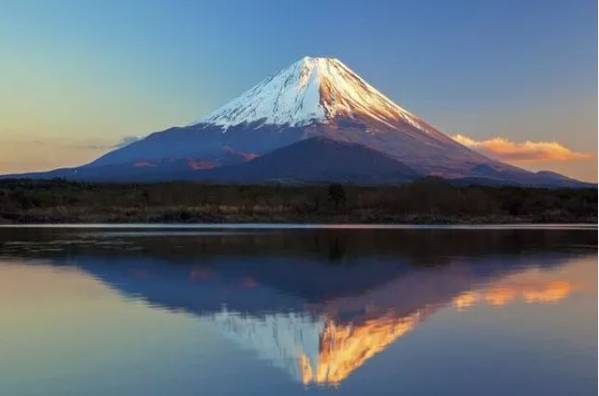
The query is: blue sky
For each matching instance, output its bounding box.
[0,0,596,180]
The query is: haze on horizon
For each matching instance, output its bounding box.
[1,0,596,182]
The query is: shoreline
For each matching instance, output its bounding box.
[1,221,596,229]
[1,180,596,226]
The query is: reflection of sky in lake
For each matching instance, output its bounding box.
[0,228,596,395]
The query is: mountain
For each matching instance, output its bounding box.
[197,137,420,184]
[8,137,419,183]
[2,56,591,187]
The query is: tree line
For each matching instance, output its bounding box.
[0,178,595,223]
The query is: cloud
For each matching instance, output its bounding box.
[82,135,140,150]
[114,135,140,148]
[453,134,591,162]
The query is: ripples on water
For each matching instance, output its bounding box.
[0,226,596,395]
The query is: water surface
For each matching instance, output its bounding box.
[0,226,596,395]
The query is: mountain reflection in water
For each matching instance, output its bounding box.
[0,227,595,387]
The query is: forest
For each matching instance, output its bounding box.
[0,178,596,224]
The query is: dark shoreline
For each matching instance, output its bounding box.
[1,179,596,225]
[1,214,596,225]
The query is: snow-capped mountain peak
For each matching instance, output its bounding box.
[195,56,430,131]
[7,56,586,187]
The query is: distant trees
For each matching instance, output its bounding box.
[0,178,595,223]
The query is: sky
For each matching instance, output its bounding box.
[0,0,597,181]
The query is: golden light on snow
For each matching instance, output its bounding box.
[298,312,422,385]
[198,57,432,133]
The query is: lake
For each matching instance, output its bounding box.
[0,225,596,395]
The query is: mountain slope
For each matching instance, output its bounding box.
[199,137,420,183]
[197,57,435,132]
[7,138,419,184]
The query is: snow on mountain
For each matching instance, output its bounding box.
[182,56,497,178]
[206,308,423,385]
[196,56,433,133]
